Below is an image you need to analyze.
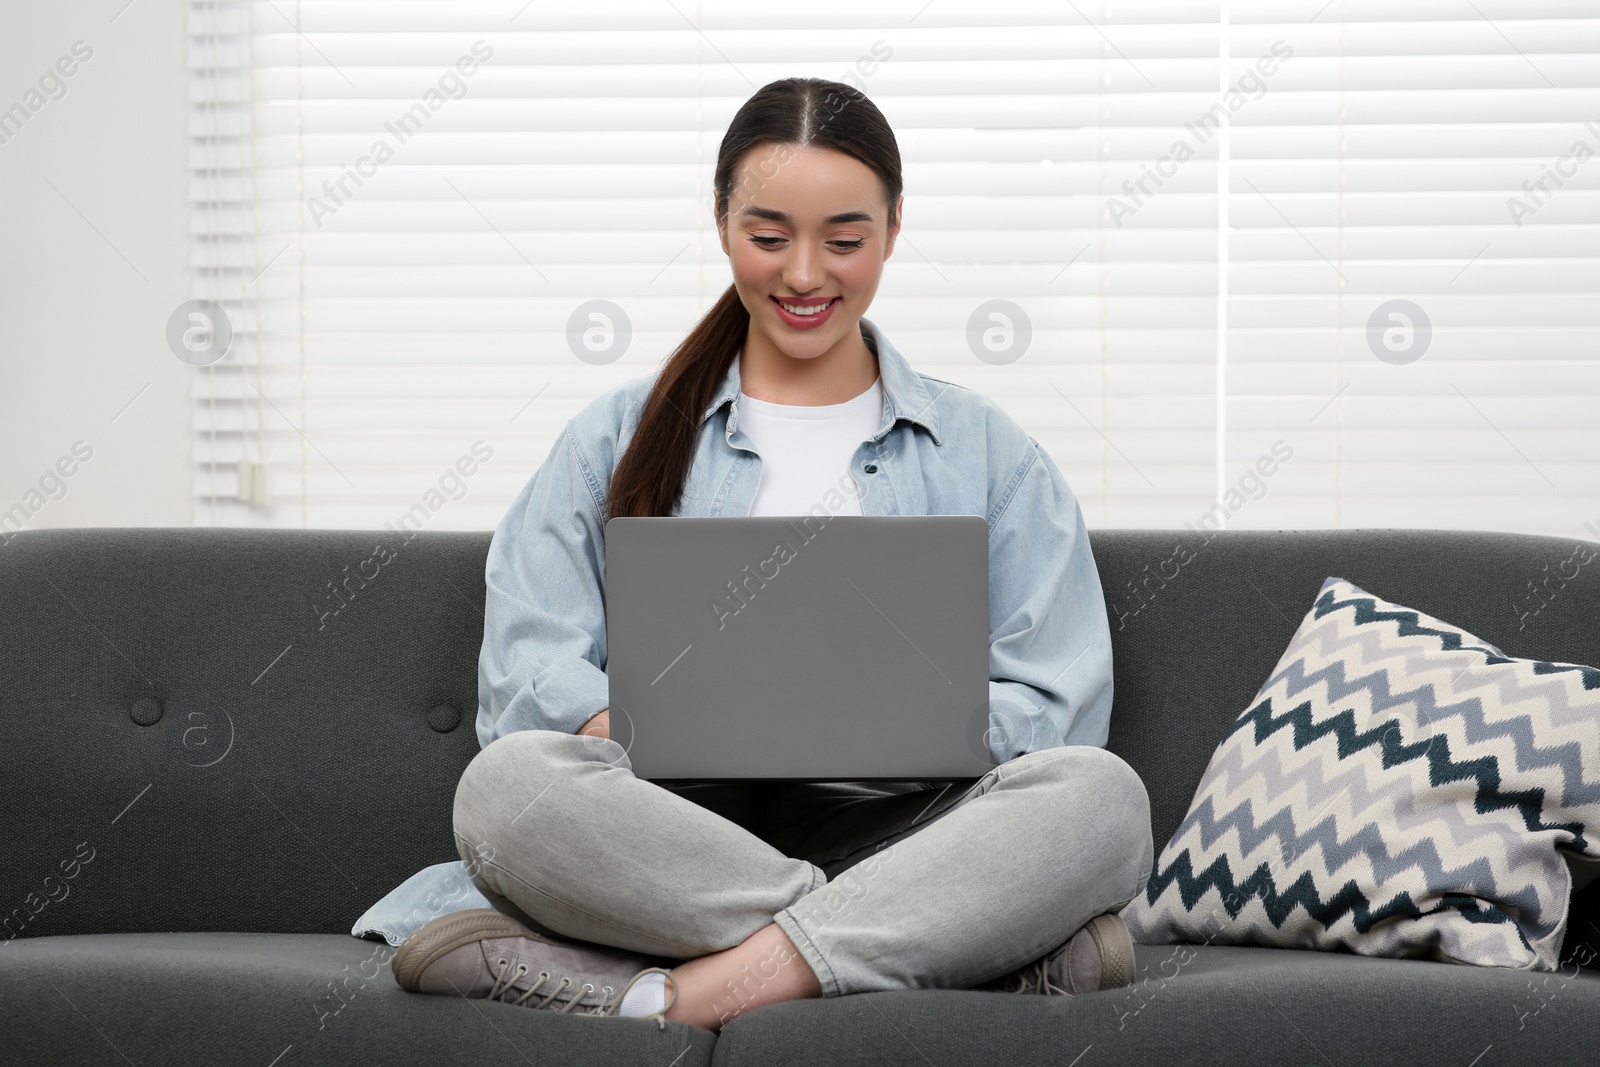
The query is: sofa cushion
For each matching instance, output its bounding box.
[0,932,714,1066]
[708,944,1600,1067]
[1122,575,1600,968]
[1088,528,1600,970]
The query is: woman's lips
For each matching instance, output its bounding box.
[771,296,840,330]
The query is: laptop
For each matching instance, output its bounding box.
[603,515,993,781]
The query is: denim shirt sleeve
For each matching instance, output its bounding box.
[475,421,611,748]
[985,437,1114,759]
[352,423,612,942]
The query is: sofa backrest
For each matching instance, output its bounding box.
[4,526,1597,952]
[2,528,486,943]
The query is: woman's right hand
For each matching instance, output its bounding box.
[577,708,610,741]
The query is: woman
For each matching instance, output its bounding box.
[390,77,1153,1031]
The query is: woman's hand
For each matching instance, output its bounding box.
[577,708,610,741]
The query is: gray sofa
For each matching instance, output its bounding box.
[4,525,1598,1066]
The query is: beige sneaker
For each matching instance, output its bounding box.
[977,912,1136,995]
[392,908,679,1029]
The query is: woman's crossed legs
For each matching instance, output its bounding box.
[452,730,1152,1030]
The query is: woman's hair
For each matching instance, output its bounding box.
[603,77,904,521]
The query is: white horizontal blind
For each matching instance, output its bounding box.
[1224,0,1600,533]
[186,1,1600,536]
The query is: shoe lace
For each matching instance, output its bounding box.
[984,952,1072,996]
[488,960,680,1030]
[1028,955,1074,996]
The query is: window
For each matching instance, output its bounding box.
[187,1,1600,536]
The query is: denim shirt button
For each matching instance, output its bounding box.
[863,463,878,474]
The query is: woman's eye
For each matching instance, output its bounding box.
[748,236,866,250]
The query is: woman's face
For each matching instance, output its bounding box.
[716,143,902,366]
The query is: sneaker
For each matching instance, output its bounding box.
[392,908,679,1029]
[977,912,1136,995]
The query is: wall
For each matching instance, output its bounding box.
[0,1,193,535]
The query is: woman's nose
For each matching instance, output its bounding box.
[783,241,823,292]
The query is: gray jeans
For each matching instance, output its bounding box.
[452,730,1153,999]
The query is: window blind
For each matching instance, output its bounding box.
[1225,0,1600,532]
[185,0,1600,537]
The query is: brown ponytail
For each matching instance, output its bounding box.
[603,283,747,520]
[604,76,903,522]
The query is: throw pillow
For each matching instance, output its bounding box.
[1121,576,1600,970]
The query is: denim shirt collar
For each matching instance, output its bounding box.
[698,316,943,446]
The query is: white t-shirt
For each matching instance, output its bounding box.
[736,359,883,518]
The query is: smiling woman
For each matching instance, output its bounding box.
[718,144,895,403]
[604,82,907,520]
[375,75,1150,1034]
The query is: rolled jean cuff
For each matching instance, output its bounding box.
[771,906,843,999]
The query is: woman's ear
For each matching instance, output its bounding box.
[884,195,904,259]
[713,193,730,256]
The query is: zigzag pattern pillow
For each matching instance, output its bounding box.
[1121,576,1600,970]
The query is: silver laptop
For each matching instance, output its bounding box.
[603,515,993,781]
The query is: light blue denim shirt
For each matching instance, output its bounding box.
[351,315,1115,946]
